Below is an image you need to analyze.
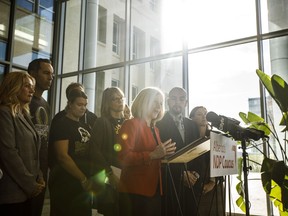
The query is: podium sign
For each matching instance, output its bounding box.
[210,132,238,177]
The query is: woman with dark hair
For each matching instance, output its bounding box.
[51,82,97,130]
[0,72,45,215]
[189,106,210,138]
[89,87,126,216]
[118,87,176,216]
[189,106,225,216]
[48,89,93,216]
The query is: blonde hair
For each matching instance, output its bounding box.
[0,71,35,116]
[131,87,164,125]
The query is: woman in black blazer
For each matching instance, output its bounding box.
[0,71,45,215]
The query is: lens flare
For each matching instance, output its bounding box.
[121,133,128,140]
[114,143,122,152]
[89,170,106,195]
[91,170,106,184]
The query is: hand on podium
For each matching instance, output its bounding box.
[183,171,199,188]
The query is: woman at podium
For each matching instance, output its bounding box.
[117,87,176,216]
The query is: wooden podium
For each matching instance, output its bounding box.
[162,137,210,164]
[161,137,211,216]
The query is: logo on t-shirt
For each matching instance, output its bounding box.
[75,127,91,156]
[34,106,49,140]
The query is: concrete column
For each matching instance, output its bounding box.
[268,0,288,81]
[83,0,99,111]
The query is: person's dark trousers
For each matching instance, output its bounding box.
[119,192,161,216]
[30,188,46,216]
[0,199,33,216]
[30,169,48,216]
[96,184,119,216]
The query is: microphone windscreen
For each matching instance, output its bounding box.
[206,111,219,123]
[244,128,265,141]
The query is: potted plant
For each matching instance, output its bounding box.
[236,69,288,215]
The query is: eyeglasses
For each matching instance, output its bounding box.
[112,97,126,103]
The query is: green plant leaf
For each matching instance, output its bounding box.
[256,70,283,115]
[280,112,288,131]
[239,112,250,124]
[256,69,275,98]
[239,111,271,136]
[236,196,246,213]
[280,211,288,216]
[261,158,288,213]
[247,111,265,122]
[271,74,288,131]
[256,69,288,131]
[236,181,244,196]
[235,157,247,213]
[246,69,288,214]
[280,112,288,125]
[271,74,288,112]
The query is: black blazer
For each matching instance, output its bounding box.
[156,112,199,150]
[89,117,122,175]
[157,112,201,216]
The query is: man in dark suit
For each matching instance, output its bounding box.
[157,87,200,216]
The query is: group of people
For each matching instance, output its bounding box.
[0,58,225,216]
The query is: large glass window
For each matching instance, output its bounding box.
[188,43,259,117]
[16,0,54,21]
[39,0,54,21]
[16,0,33,12]
[82,68,125,117]
[150,37,160,70]
[112,15,124,56]
[62,1,81,74]
[185,0,257,49]
[13,0,54,67]
[0,0,10,61]
[0,64,4,82]
[261,0,288,33]
[57,76,79,112]
[131,0,163,58]
[130,57,182,105]
[98,5,107,44]
[132,27,145,60]
[96,1,126,66]
[61,1,126,72]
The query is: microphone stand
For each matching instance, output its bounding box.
[240,136,251,216]
[224,130,252,216]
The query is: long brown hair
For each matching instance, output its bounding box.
[101,87,124,118]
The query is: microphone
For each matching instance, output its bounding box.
[206,111,265,141]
